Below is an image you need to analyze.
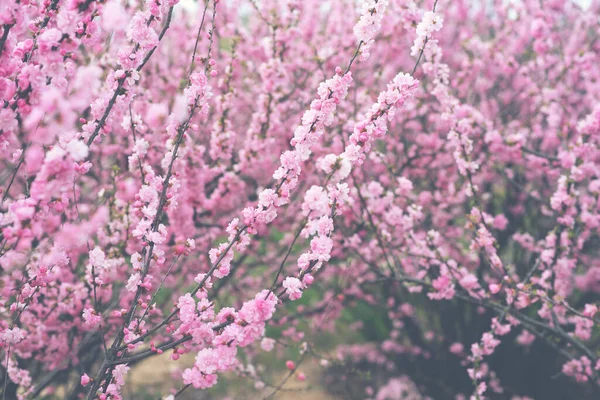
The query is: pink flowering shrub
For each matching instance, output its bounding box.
[1,0,600,399]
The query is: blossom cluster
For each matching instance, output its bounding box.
[1,0,600,399]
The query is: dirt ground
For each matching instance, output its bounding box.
[125,354,341,400]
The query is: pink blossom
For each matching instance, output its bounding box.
[283,277,304,301]
[80,374,91,386]
[126,273,142,292]
[113,364,130,387]
[1,0,599,397]
[82,308,101,329]
[0,327,26,344]
[126,12,159,50]
[261,338,275,352]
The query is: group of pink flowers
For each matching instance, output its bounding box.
[1,0,600,399]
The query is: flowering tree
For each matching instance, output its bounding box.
[1,0,600,398]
